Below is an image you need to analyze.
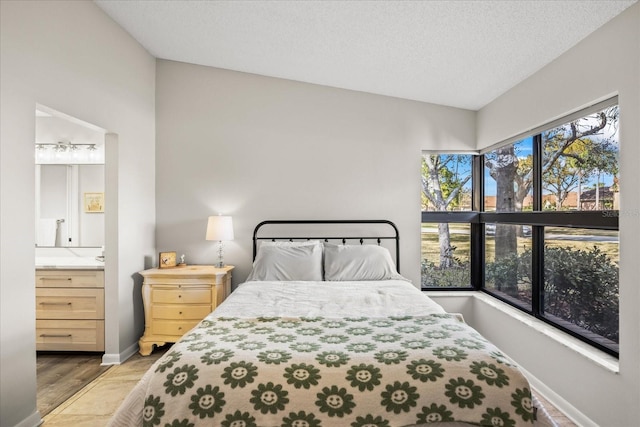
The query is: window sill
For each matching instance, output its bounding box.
[424,290,619,373]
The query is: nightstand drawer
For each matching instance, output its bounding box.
[36,319,105,351]
[151,320,199,337]
[152,288,212,304]
[152,304,211,320]
[36,288,104,320]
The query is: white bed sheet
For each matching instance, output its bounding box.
[213,279,448,318]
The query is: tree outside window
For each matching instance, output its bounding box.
[421,154,472,288]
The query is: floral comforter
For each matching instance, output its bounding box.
[112,313,535,427]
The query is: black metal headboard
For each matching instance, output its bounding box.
[252,220,400,273]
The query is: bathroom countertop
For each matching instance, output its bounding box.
[36,256,104,270]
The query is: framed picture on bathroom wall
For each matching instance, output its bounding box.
[84,192,104,213]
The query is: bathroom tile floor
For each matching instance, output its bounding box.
[41,345,577,427]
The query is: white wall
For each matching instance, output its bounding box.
[476,4,639,426]
[155,60,476,286]
[79,164,105,247]
[0,1,156,426]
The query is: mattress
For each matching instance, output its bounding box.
[109,280,554,427]
[214,280,448,318]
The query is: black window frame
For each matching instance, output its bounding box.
[422,100,620,357]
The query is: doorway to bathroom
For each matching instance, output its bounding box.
[34,104,108,416]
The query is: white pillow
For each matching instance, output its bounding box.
[323,243,402,281]
[247,242,323,281]
[258,240,321,248]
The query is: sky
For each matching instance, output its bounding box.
[433,132,617,198]
[483,133,616,197]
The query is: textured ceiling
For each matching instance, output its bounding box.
[94,0,636,110]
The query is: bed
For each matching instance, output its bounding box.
[109,220,551,427]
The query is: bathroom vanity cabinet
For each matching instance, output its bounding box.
[35,269,105,351]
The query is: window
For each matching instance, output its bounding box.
[541,109,619,211]
[544,227,619,347]
[484,138,533,212]
[421,154,474,288]
[421,100,620,356]
[484,223,532,310]
[421,222,471,288]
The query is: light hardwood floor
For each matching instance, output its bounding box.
[41,346,578,426]
[37,352,111,417]
[41,347,168,426]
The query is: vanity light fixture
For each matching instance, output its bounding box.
[35,141,104,164]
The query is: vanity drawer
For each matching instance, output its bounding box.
[152,304,211,320]
[36,319,105,351]
[36,269,104,288]
[151,288,212,304]
[36,288,104,320]
[151,320,200,337]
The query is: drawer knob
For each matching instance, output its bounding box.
[179,311,183,315]
[178,295,182,298]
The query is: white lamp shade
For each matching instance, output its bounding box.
[206,216,234,241]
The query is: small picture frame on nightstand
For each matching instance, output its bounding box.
[159,251,177,269]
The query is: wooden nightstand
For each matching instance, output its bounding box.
[137,265,233,356]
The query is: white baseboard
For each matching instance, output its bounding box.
[14,410,42,427]
[101,342,139,365]
[519,365,595,427]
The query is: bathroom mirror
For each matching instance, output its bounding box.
[35,108,105,248]
[36,164,104,247]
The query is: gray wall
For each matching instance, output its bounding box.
[155,60,476,286]
[475,4,639,426]
[0,1,156,426]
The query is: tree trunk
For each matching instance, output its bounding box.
[423,155,454,269]
[438,222,452,268]
[577,172,582,210]
[595,170,600,209]
[493,147,519,296]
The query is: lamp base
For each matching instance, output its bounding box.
[216,240,225,269]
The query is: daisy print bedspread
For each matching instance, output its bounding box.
[137,314,535,427]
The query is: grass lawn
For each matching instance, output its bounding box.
[421,224,619,265]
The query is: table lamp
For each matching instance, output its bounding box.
[205,215,234,267]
